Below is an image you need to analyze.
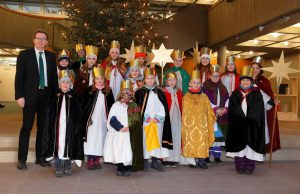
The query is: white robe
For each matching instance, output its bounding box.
[110,61,124,100]
[143,90,169,159]
[84,91,107,156]
[103,101,132,165]
[166,88,181,162]
[221,73,236,96]
[58,96,69,160]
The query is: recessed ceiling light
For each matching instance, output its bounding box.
[269,32,283,38]
[249,51,253,55]
[291,23,300,28]
[282,41,289,46]
[226,50,229,54]
[0,51,2,54]
[237,54,240,58]
[253,39,259,44]
[16,48,20,52]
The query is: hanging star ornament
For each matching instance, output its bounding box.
[189,41,201,64]
[151,43,173,69]
[120,40,135,63]
[262,51,300,87]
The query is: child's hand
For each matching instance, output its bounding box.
[120,127,129,132]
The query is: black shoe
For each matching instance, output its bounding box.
[17,161,27,170]
[0,104,5,108]
[143,159,149,172]
[55,159,64,177]
[189,164,197,168]
[162,161,171,168]
[151,159,165,172]
[214,158,223,164]
[245,169,254,175]
[198,162,208,169]
[36,159,51,167]
[123,171,131,177]
[117,171,123,176]
[204,158,211,166]
[64,160,72,176]
[236,168,245,174]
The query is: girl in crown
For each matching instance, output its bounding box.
[126,59,144,93]
[251,57,280,153]
[103,80,144,176]
[226,66,273,174]
[74,45,99,96]
[71,44,86,76]
[195,47,212,84]
[181,69,216,169]
[163,72,183,167]
[81,66,114,170]
[100,40,127,100]
[164,49,190,94]
[43,70,84,177]
[203,65,229,165]
[221,56,241,96]
[134,68,172,172]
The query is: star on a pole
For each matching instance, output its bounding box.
[120,40,135,63]
[262,51,300,87]
[151,43,173,69]
[189,41,201,64]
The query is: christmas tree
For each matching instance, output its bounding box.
[60,0,170,59]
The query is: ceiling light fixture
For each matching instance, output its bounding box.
[269,32,283,38]
[249,51,253,55]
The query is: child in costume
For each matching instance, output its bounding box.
[164,49,190,94]
[126,59,143,93]
[103,80,144,176]
[221,55,240,96]
[163,72,183,167]
[134,68,172,172]
[57,49,75,89]
[71,44,86,75]
[181,69,216,169]
[43,70,84,177]
[195,47,212,84]
[203,64,229,164]
[81,66,114,170]
[226,66,273,174]
[74,45,98,96]
[101,40,127,100]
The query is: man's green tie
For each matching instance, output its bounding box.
[39,52,45,89]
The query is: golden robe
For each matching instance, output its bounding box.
[181,92,216,158]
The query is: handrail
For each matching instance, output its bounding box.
[0,5,67,20]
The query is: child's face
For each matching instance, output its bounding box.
[110,49,119,60]
[145,75,155,87]
[87,55,97,68]
[60,80,71,92]
[166,77,177,88]
[252,64,261,78]
[227,63,235,72]
[121,89,132,102]
[173,58,183,67]
[59,59,69,68]
[94,76,105,86]
[77,49,86,58]
[201,57,210,66]
[130,68,140,79]
[241,78,252,88]
[137,57,145,64]
[189,79,201,90]
[210,72,220,83]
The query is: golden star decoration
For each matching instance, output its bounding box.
[120,40,135,63]
[189,41,201,64]
[262,51,300,87]
[151,43,173,69]
[146,43,156,67]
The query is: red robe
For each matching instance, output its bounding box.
[163,88,183,113]
[254,75,281,153]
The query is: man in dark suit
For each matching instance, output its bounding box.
[15,30,58,170]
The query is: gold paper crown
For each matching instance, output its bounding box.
[58,49,69,58]
[210,64,220,73]
[173,49,184,59]
[129,59,141,69]
[200,47,212,56]
[93,66,105,78]
[252,56,264,65]
[135,45,146,54]
[85,45,98,56]
[121,80,133,90]
[165,72,177,80]
[227,55,236,64]
[59,70,75,84]
[75,44,85,52]
[144,67,156,77]
[191,69,201,80]
[241,66,253,78]
[110,40,120,50]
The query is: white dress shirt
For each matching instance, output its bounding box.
[34,47,48,87]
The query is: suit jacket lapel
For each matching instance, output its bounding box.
[30,48,39,78]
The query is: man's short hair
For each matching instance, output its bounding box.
[33,29,48,40]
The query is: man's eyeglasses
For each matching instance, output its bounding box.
[34,37,47,41]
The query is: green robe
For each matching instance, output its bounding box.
[164,66,190,94]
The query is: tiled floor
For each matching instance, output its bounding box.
[0,161,299,194]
